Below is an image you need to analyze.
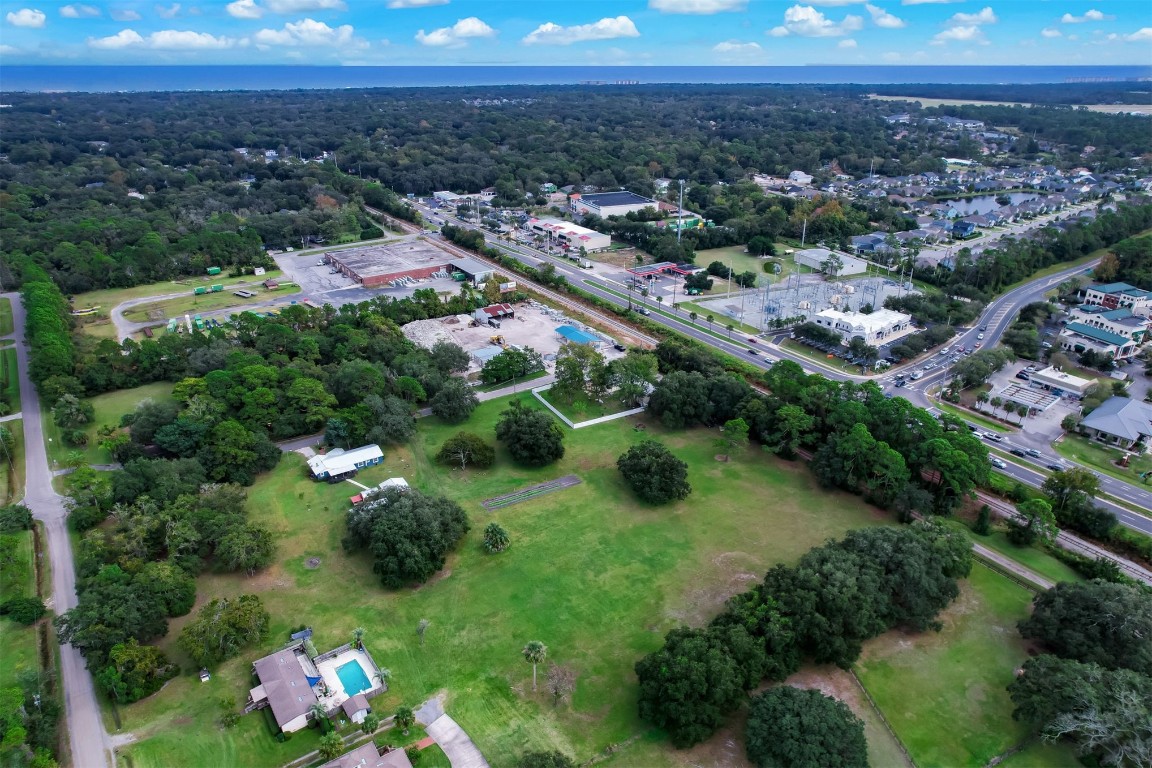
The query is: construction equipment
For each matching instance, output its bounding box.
[490,335,508,348]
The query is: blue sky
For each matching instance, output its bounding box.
[2,0,1149,65]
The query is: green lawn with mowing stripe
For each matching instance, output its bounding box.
[0,528,39,693]
[119,395,892,768]
[0,298,13,337]
[1,348,21,415]
[856,564,1076,768]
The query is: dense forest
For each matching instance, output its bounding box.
[3,84,1149,293]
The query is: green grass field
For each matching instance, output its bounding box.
[1054,433,1152,488]
[933,400,1014,434]
[42,382,174,468]
[535,389,632,423]
[945,520,1083,586]
[122,285,302,324]
[70,271,285,314]
[0,298,13,337]
[1,419,26,506]
[2,348,21,415]
[856,564,1075,768]
[0,528,40,692]
[119,395,893,768]
[693,245,795,290]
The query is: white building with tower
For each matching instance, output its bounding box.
[811,308,912,346]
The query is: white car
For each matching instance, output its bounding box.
[977,333,985,340]
[982,432,1004,443]
[990,457,1007,469]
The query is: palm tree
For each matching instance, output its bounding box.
[522,641,548,691]
[706,314,714,333]
[976,392,990,411]
[352,627,365,648]
[726,323,735,340]
[394,706,415,736]
[689,311,698,326]
[1017,405,1028,424]
[308,702,328,724]
[990,396,1003,418]
[655,296,664,308]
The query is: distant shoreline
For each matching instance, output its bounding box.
[2,65,1151,95]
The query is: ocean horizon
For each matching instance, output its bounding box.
[2,65,1151,94]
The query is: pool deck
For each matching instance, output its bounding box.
[315,648,375,712]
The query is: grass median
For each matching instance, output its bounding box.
[0,298,13,337]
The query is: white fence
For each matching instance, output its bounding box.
[531,385,645,429]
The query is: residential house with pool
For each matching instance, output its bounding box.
[246,635,387,734]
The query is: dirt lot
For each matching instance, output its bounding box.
[405,303,628,371]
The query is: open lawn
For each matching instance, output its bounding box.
[694,245,794,287]
[535,388,633,423]
[933,399,1014,434]
[0,529,39,692]
[2,419,26,506]
[1055,432,1152,488]
[0,298,13,337]
[2,348,21,415]
[122,285,302,324]
[42,382,174,469]
[856,564,1053,768]
[119,395,892,768]
[70,272,284,314]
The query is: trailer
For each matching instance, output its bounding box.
[206,266,222,276]
[194,286,208,295]
[210,284,223,292]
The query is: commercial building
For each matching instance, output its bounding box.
[811,308,912,346]
[1066,305,1150,344]
[1027,366,1095,398]
[570,190,658,218]
[795,248,868,276]
[1080,282,1152,316]
[1060,322,1140,361]
[524,217,611,252]
[307,445,384,481]
[1078,397,1152,451]
[556,325,603,347]
[323,241,494,288]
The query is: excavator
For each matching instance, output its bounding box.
[490,335,508,349]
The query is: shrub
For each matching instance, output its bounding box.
[0,597,47,625]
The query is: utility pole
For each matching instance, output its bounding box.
[801,218,807,247]
[676,179,685,244]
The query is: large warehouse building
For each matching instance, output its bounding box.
[571,191,658,218]
[525,217,611,252]
[324,241,494,288]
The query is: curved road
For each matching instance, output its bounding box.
[3,292,112,768]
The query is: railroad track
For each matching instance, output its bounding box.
[430,237,660,348]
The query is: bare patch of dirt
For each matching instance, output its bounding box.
[667,551,761,626]
[304,557,321,570]
[714,454,729,462]
[416,568,453,589]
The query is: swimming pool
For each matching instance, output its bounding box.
[335,659,372,697]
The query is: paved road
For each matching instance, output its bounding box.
[406,204,1152,535]
[2,292,112,768]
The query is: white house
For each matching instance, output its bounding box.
[812,308,912,346]
[307,445,384,481]
[788,170,814,185]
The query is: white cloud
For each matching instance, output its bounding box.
[1040,27,1061,38]
[712,40,762,53]
[838,37,857,47]
[88,28,145,48]
[386,0,449,7]
[6,8,46,27]
[1124,27,1152,41]
[1061,9,1113,23]
[263,0,346,11]
[148,29,238,48]
[156,3,181,18]
[226,0,263,18]
[769,5,863,37]
[947,6,997,26]
[415,16,495,47]
[61,4,100,18]
[522,16,639,46]
[866,4,905,28]
[901,0,963,4]
[932,24,987,44]
[88,27,242,49]
[254,17,357,46]
[110,9,142,21]
[649,0,745,13]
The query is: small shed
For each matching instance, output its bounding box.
[556,325,602,346]
[470,345,504,365]
[263,279,280,290]
[341,693,371,725]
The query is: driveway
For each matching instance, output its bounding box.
[3,292,113,768]
[415,698,490,768]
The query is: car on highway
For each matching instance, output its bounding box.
[894,379,907,387]
[1010,448,1027,457]
[747,337,757,343]
[977,333,985,340]
[982,432,1004,442]
[980,325,988,332]
[747,349,759,356]
[1025,448,1042,458]
[990,457,1007,469]
[1046,463,1064,472]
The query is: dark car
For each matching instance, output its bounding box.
[613,343,626,352]
[1015,371,1030,381]
[1010,448,1027,457]
[747,348,759,355]
[747,337,758,343]
[1046,463,1064,472]
[894,380,907,388]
